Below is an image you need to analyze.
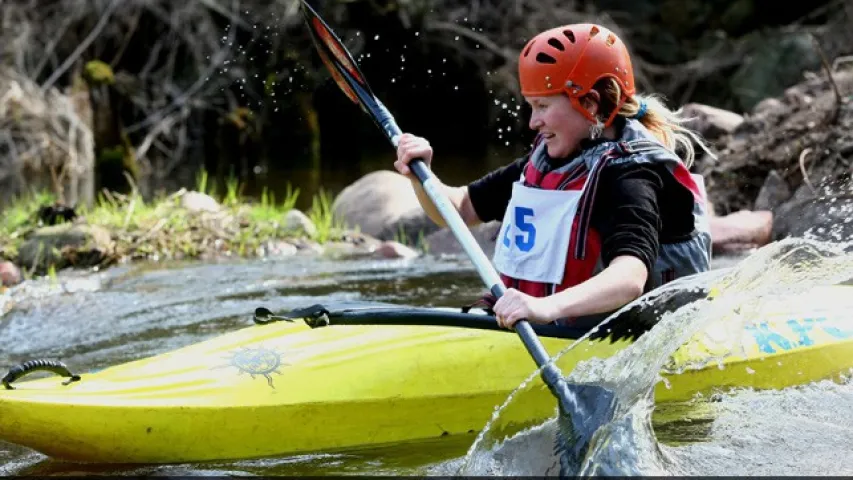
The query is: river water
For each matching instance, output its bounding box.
[1,240,852,476]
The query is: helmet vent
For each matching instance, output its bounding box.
[589,25,600,38]
[523,43,533,57]
[535,52,557,64]
[563,30,575,43]
[547,38,565,51]
[606,33,616,46]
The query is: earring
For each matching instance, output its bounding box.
[588,119,604,140]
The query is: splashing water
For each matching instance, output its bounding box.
[455,238,853,476]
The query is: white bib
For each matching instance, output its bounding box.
[492,180,586,285]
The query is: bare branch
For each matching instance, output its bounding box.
[41,0,123,92]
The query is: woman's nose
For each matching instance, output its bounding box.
[528,112,542,130]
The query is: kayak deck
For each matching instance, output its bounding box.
[1,285,852,463]
[0,318,626,462]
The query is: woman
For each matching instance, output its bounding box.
[394,23,713,329]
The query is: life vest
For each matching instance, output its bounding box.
[494,119,711,301]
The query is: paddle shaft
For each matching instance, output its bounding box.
[300,0,579,413]
[370,99,555,369]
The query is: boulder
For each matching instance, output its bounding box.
[372,241,420,260]
[423,221,503,258]
[17,223,114,271]
[0,261,21,286]
[332,170,439,242]
[771,190,853,244]
[682,103,745,139]
[281,209,317,238]
[753,170,792,211]
[708,210,774,254]
[181,191,221,213]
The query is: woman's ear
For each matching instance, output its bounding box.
[581,91,601,117]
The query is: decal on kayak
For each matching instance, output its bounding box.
[217,347,286,389]
[746,316,853,354]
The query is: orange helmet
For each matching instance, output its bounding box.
[518,23,635,127]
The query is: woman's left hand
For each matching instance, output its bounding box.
[493,288,558,329]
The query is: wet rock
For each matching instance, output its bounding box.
[281,209,317,238]
[332,170,439,242]
[289,237,325,255]
[682,103,744,140]
[702,68,853,217]
[771,191,853,244]
[751,97,786,119]
[17,223,114,271]
[708,210,773,254]
[259,241,298,257]
[0,261,21,286]
[323,237,420,260]
[424,221,503,258]
[181,191,221,213]
[372,241,420,259]
[753,170,792,211]
[728,31,819,111]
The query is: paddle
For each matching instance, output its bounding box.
[299,1,617,470]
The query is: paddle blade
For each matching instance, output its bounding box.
[300,1,369,105]
[554,384,619,475]
[300,1,404,145]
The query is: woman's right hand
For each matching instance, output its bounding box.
[394,133,433,178]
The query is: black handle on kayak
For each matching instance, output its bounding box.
[2,359,81,390]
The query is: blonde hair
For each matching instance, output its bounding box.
[594,78,716,168]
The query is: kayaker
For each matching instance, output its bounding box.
[394,23,713,329]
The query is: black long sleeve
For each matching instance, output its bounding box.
[467,157,527,223]
[592,163,664,276]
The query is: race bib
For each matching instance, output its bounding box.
[492,181,584,285]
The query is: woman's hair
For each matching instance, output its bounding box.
[592,78,716,168]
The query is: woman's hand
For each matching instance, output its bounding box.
[493,288,559,329]
[394,133,433,178]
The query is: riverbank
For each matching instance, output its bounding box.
[0,170,420,288]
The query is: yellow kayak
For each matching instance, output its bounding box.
[1,283,852,463]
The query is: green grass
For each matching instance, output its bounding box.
[0,190,56,236]
[224,170,240,207]
[0,167,355,271]
[195,169,209,195]
[308,187,346,244]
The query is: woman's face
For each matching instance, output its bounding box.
[525,94,595,158]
